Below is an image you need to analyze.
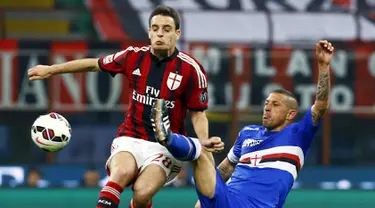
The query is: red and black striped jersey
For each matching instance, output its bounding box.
[98,46,208,142]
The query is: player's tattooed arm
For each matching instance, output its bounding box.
[316,72,330,101]
[217,158,236,182]
[312,40,334,125]
[312,72,330,124]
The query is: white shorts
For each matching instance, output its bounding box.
[105,136,183,183]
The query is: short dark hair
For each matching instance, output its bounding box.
[271,88,299,109]
[271,89,296,100]
[149,6,180,30]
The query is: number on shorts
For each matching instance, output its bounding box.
[162,157,172,169]
[152,154,172,169]
[151,153,164,162]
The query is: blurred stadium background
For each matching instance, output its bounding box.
[1,0,375,207]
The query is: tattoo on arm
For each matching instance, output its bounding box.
[316,72,330,101]
[311,109,326,125]
[312,72,330,125]
[218,163,234,182]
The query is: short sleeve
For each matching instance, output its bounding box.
[185,63,208,111]
[227,130,245,163]
[98,47,133,77]
[296,106,323,149]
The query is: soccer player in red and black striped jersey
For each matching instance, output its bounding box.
[28,6,211,208]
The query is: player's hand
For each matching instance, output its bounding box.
[201,136,224,153]
[194,200,201,208]
[28,65,54,80]
[316,40,334,66]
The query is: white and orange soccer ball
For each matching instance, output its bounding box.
[31,112,72,152]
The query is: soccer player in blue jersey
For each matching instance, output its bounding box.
[150,40,334,208]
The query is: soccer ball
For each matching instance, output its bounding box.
[31,112,72,152]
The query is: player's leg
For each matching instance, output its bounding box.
[191,150,218,198]
[107,152,138,187]
[96,138,141,208]
[131,142,183,208]
[195,169,233,208]
[149,133,243,208]
[196,169,254,208]
[97,152,137,208]
[150,99,217,198]
[131,165,166,208]
[161,136,219,198]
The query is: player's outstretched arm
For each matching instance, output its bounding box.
[190,111,223,152]
[311,40,334,125]
[190,111,209,142]
[28,58,100,80]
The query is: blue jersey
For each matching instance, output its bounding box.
[223,107,322,207]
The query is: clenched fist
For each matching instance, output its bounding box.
[316,40,334,66]
[28,65,54,80]
[201,136,225,153]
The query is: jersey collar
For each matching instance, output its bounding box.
[263,128,278,136]
[149,47,179,63]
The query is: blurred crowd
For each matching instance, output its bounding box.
[18,164,192,189]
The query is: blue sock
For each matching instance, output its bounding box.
[166,133,202,161]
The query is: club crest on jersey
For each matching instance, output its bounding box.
[167,72,183,91]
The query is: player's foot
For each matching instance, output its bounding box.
[151,99,171,146]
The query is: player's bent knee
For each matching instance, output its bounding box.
[110,166,135,185]
[109,152,138,186]
[133,187,153,204]
[133,180,157,205]
[133,164,167,203]
[199,184,216,199]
